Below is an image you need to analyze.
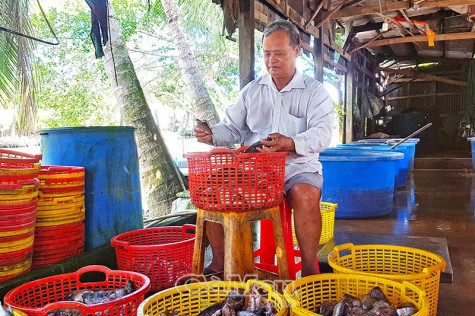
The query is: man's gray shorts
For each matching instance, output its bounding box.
[284,172,323,194]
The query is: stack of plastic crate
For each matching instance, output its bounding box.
[33,166,85,268]
[0,149,41,281]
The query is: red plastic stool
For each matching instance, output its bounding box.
[254,196,320,279]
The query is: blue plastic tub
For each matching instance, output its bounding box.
[40,126,143,250]
[469,137,475,168]
[337,144,410,188]
[357,140,417,171]
[320,148,403,218]
[357,138,420,144]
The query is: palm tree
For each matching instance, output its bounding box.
[103,4,187,217]
[0,0,36,135]
[156,0,220,124]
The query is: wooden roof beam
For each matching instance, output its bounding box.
[364,31,475,48]
[263,0,351,60]
[379,67,467,86]
[333,0,475,19]
[314,0,354,29]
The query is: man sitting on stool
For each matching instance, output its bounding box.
[195,19,334,277]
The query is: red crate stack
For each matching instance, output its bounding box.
[0,149,41,282]
[33,166,85,269]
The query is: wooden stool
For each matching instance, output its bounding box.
[192,206,290,281]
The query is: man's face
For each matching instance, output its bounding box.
[263,30,300,80]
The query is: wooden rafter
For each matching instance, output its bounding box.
[300,41,348,72]
[332,0,475,19]
[304,0,324,29]
[364,32,475,48]
[379,67,467,86]
[264,0,351,60]
[314,0,353,29]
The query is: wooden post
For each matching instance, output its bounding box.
[238,0,255,88]
[345,63,354,143]
[314,27,324,82]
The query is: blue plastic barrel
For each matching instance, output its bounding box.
[40,126,143,250]
[337,144,410,188]
[469,137,475,168]
[320,148,403,218]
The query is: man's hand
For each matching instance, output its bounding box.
[194,127,213,145]
[256,133,295,152]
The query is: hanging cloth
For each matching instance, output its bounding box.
[393,17,436,47]
[85,0,109,58]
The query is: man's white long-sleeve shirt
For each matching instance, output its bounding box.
[211,71,334,181]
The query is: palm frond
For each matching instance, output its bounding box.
[0,0,36,134]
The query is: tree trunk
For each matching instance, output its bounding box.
[103,5,186,218]
[161,0,220,124]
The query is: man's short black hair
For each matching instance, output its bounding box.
[262,20,300,48]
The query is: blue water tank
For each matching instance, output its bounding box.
[469,137,475,169]
[320,148,403,218]
[40,126,143,250]
[337,144,410,188]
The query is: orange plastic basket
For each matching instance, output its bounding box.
[185,148,287,211]
[284,273,429,316]
[328,243,446,316]
[111,225,196,292]
[4,265,151,316]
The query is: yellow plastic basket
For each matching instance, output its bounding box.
[0,235,34,253]
[0,197,37,206]
[36,203,84,218]
[35,214,85,227]
[13,309,28,316]
[0,163,41,175]
[0,225,35,238]
[292,202,336,246]
[284,273,429,316]
[38,191,85,208]
[328,243,446,316]
[38,190,85,198]
[0,257,32,277]
[37,200,84,211]
[138,280,287,316]
[0,188,38,201]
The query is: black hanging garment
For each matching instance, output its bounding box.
[85,0,109,58]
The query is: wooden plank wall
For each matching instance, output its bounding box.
[386,81,468,115]
[351,50,384,139]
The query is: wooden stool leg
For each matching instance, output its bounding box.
[270,210,290,280]
[192,209,207,275]
[223,214,254,281]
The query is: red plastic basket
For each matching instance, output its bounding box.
[35,221,84,240]
[0,163,41,183]
[0,197,37,210]
[185,148,287,211]
[39,166,85,176]
[0,246,33,266]
[4,265,151,316]
[111,225,196,292]
[0,149,41,167]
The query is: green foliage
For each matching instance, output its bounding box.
[22,0,240,131]
[127,0,240,116]
[31,0,119,128]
